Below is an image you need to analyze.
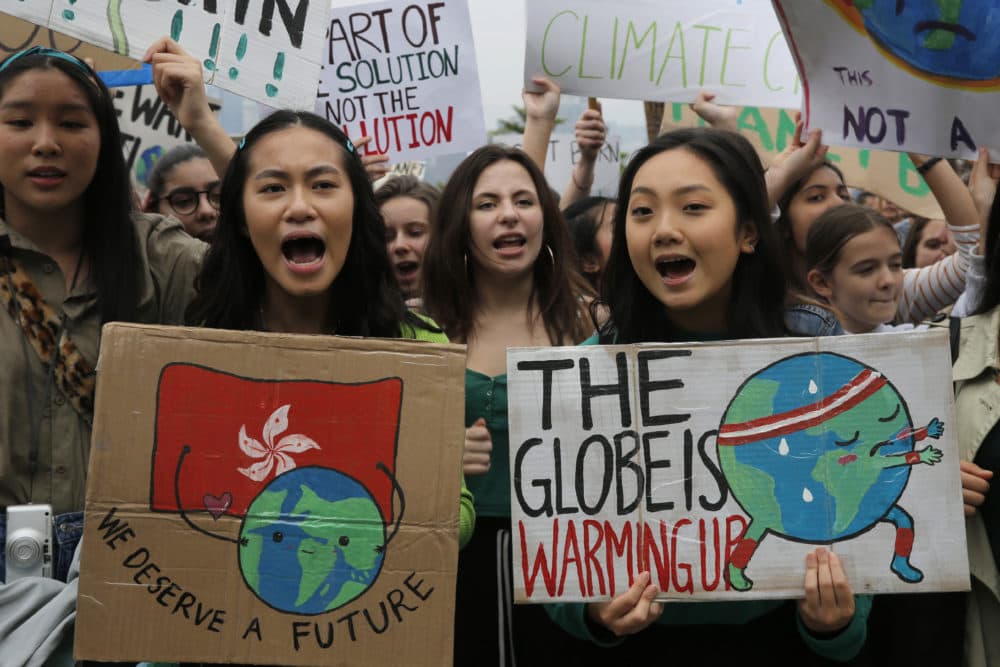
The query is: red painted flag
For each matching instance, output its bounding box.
[150,364,402,522]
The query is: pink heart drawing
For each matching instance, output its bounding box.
[203,492,233,519]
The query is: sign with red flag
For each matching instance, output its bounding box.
[76,324,466,666]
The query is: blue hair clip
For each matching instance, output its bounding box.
[0,45,91,75]
[345,138,355,154]
[237,136,247,151]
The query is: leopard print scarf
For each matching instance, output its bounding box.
[0,253,95,426]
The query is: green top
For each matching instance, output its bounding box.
[464,369,509,517]
[399,317,475,548]
[0,213,206,515]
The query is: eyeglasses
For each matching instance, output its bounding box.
[0,46,90,75]
[159,187,222,216]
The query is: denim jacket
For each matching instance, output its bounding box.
[783,303,845,337]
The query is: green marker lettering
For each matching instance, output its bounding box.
[578,16,602,80]
[763,32,784,92]
[720,28,750,87]
[541,11,576,78]
[655,21,686,87]
[690,24,721,86]
[616,20,657,82]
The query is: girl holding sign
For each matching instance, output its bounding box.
[0,45,204,664]
[421,141,596,664]
[544,128,871,664]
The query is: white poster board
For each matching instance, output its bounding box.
[316,0,487,161]
[524,0,801,108]
[773,1,1000,158]
[0,1,327,108]
[491,133,621,199]
[508,331,968,603]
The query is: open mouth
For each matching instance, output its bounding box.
[913,21,975,41]
[394,260,419,278]
[493,234,527,250]
[281,236,326,265]
[655,257,696,283]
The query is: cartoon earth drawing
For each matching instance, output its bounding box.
[716,352,944,591]
[238,466,387,614]
[845,0,1000,81]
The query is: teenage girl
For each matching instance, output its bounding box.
[143,144,220,242]
[563,195,615,291]
[545,127,870,664]
[776,156,980,324]
[0,45,204,665]
[421,143,595,665]
[374,175,438,303]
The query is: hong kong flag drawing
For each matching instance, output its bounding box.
[151,363,403,524]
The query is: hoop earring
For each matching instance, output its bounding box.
[463,253,468,273]
[546,244,555,266]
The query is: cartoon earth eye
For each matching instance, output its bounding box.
[339,535,350,547]
[272,531,284,543]
[834,431,860,447]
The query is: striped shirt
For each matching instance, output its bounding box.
[896,220,980,324]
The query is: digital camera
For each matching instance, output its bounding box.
[5,504,53,582]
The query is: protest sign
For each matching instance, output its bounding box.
[111,85,222,194]
[491,132,622,198]
[773,1,1000,159]
[317,0,487,162]
[0,14,135,70]
[0,1,327,108]
[76,324,466,665]
[507,331,968,602]
[524,0,801,109]
[660,103,944,219]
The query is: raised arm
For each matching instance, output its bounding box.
[521,76,561,172]
[895,155,981,323]
[560,103,607,209]
[144,37,236,180]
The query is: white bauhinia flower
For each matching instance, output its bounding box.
[237,404,320,481]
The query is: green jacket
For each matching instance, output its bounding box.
[952,306,1000,667]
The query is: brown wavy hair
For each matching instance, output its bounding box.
[422,145,593,344]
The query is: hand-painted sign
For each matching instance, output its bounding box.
[491,132,623,199]
[111,85,222,194]
[507,331,968,602]
[316,0,487,161]
[773,1,1000,158]
[0,1,328,108]
[76,324,466,665]
[524,0,801,108]
[660,103,944,219]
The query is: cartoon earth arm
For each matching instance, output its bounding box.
[875,418,945,470]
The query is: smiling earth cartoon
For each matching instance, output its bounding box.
[716,352,944,591]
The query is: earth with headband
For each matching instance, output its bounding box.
[716,352,943,590]
[238,466,387,614]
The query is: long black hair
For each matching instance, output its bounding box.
[186,110,418,337]
[0,50,139,324]
[594,127,787,344]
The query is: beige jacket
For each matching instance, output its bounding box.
[0,213,205,515]
[953,306,1000,667]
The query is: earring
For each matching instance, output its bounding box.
[463,253,468,273]
[546,244,555,266]
[746,243,756,254]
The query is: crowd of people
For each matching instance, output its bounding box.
[0,36,996,667]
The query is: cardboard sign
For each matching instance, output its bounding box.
[76,324,466,666]
[491,132,622,199]
[507,331,968,603]
[0,14,136,70]
[0,1,328,108]
[111,85,222,193]
[660,103,944,219]
[316,0,487,161]
[773,1,1000,159]
[524,0,801,108]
